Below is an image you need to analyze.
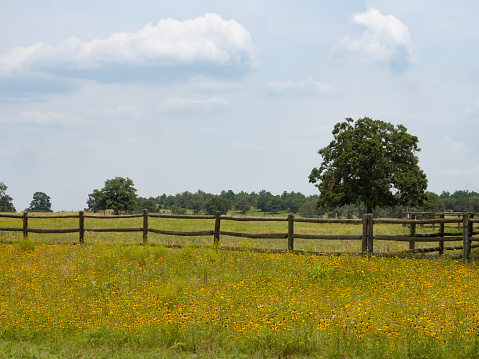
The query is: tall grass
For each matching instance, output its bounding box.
[1,239,479,358]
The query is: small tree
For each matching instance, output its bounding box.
[0,182,16,212]
[265,196,283,213]
[309,117,428,213]
[88,177,137,215]
[29,192,52,212]
[204,196,231,215]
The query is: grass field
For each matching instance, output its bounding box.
[0,213,477,358]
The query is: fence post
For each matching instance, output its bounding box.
[79,210,84,244]
[409,214,416,252]
[288,213,294,251]
[463,212,470,265]
[367,213,374,258]
[143,209,149,245]
[362,214,368,257]
[22,211,28,238]
[439,213,444,256]
[214,211,221,248]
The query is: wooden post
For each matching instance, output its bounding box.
[79,210,85,244]
[463,212,470,265]
[287,213,294,251]
[367,213,374,258]
[409,214,416,252]
[439,213,444,256]
[214,211,221,248]
[22,211,28,238]
[361,214,368,257]
[143,209,149,245]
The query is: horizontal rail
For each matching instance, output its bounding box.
[293,234,362,240]
[28,228,80,234]
[85,228,143,233]
[148,229,214,236]
[374,218,461,224]
[294,217,362,224]
[84,214,143,219]
[221,215,288,222]
[149,213,216,219]
[28,214,80,219]
[374,235,463,242]
[0,213,23,218]
[218,231,288,239]
[0,227,22,232]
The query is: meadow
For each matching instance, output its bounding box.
[0,213,477,358]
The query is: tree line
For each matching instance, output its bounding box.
[0,180,478,218]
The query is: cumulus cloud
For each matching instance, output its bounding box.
[160,97,228,114]
[0,13,257,81]
[331,8,416,72]
[267,77,335,96]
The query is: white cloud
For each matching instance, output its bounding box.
[331,8,416,72]
[267,77,335,96]
[0,13,257,78]
[0,111,65,126]
[160,97,228,114]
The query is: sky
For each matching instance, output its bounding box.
[1,0,478,212]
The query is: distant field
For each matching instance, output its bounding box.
[1,241,479,358]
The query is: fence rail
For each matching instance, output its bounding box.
[1,210,478,264]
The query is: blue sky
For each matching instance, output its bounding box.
[1,0,478,211]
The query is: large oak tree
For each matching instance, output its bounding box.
[88,177,137,214]
[309,117,428,214]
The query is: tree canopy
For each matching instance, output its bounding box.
[29,192,52,212]
[204,196,232,215]
[0,182,16,212]
[309,117,428,213]
[88,177,137,215]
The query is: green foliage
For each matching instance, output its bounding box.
[440,190,479,212]
[17,237,36,252]
[310,117,428,213]
[256,190,273,212]
[424,191,445,212]
[170,206,187,215]
[0,182,16,212]
[234,193,252,214]
[29,191,52,212]
[135,197,158,213]
[308,262,336,279]
[264,196,283,213]
[88,177,137,215]
[204,195,232,215]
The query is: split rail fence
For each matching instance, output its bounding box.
[1,211,478,264]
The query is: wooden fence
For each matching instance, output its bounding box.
[1,211,478,264]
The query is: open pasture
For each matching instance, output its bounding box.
[1,240,479,358]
